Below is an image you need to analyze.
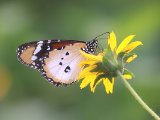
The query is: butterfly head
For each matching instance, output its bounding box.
[84,32,109,54]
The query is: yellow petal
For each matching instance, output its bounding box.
[79,60,97,68]
[90,77,103,93]
[109,78,114,93]
[126,54,137,63]
[80,73,96,89]
[103,78,110,93]
[80,50,103,61]
[123,74,132,79]
[123,41,143,53]
[78,65,96,80]
[108,31,117,51]
[116,35,135,54]
[103,78,114,94]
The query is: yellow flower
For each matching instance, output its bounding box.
[78,31,142,94]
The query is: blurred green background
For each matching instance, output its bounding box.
[0,0,160,120]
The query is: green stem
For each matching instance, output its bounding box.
[118,71,160,120]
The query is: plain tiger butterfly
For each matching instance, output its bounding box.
[16,32,109,86]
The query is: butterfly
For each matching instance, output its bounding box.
[16,32,109,86]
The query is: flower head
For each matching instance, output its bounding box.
[78,31,142,94]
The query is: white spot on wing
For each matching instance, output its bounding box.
[31,56,37,61]
[33,42,43,55]
[37,41,43,44]
[47,48,50,50]
[47,40,51,43]
[34,46,41,54]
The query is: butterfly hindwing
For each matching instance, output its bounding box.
[41,42,87,86]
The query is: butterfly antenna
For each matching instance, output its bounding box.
[97,44,103,53]
[94,32,110,40]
